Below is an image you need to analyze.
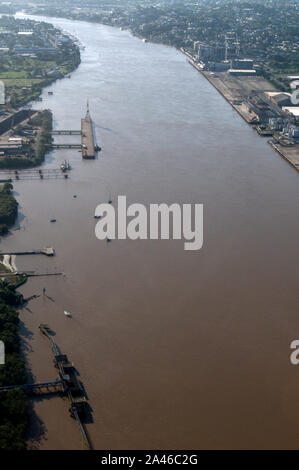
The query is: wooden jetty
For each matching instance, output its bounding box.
[0,380,65,395]
[0,169,69,181]
[52,143,81,149]
[51,130,81,135]
[39,324,92,449]
[0,325,92,449]
[0,271,63,277]
[0,324,92,450]
[0,247,55,256]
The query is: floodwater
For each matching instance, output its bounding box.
[3,13,299,449]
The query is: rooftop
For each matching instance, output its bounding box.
[282,106,299,117]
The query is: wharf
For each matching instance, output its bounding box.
[0,169,69,181]
[52,143,81,149]
[198,70,299,171]
[0,380,64,395]
[81,102,95,159]
[51,130,81,135]
[269,140,299,171]
[0,324,92,450]
[0,247,55,256]
[39,324,92,449]
[51,102,99,157]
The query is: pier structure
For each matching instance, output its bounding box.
[0,380,65,395]
[0,325,92,450]
[51,130,81,135]
[0,169,69,181]
[81,101,96,159]
[52,143,81,149]
[39,324,91,449]
[0,271,63,277]
[50,102,99,158]
[0,247,55,256]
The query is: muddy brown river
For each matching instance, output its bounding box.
[3,13,299,449]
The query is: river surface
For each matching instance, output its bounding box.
[4,13,299,449]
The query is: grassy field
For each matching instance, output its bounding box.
[0,58,74,107]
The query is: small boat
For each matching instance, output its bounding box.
[64,310,72,317]
[60,160,70,172]
[50,218,56,223]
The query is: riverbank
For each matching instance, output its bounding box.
[0,251,28,449]
[0,183,18,234]
[0,15,81,109]
[0,110,53,169]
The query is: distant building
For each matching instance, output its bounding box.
[198,43,214,61]
[18,31,33,36]
[0,141,23,155]
[206,61,230,72]
[289,126,299,138]
[269,117,290,130]
[198,43,225,62]
[228,69,256,76]
[290,81,299,91]
[14,46,57,55]
[55,36,72,46]
[282,107,299,117]
[231,59,254,70]
[289,126,299,139]
[265,92,292,107]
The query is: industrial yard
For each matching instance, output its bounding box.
[201,71,299,171]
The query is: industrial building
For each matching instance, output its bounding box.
[0,141,24,155]
[264,92,292,107]
[198,43,225,62]
[228,69,256,76]
[282,107,299,118]
[231,59,254,70]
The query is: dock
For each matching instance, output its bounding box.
[39,324,92,449]
[51,130,81,135]
[81,102,95,159]
[0,380,64,395]
[0,169,69,181]
[0,271,63,277]
[52,143,81,149]
[0,324,92,450]
[0,247,55,256]
[50,102,100,158]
